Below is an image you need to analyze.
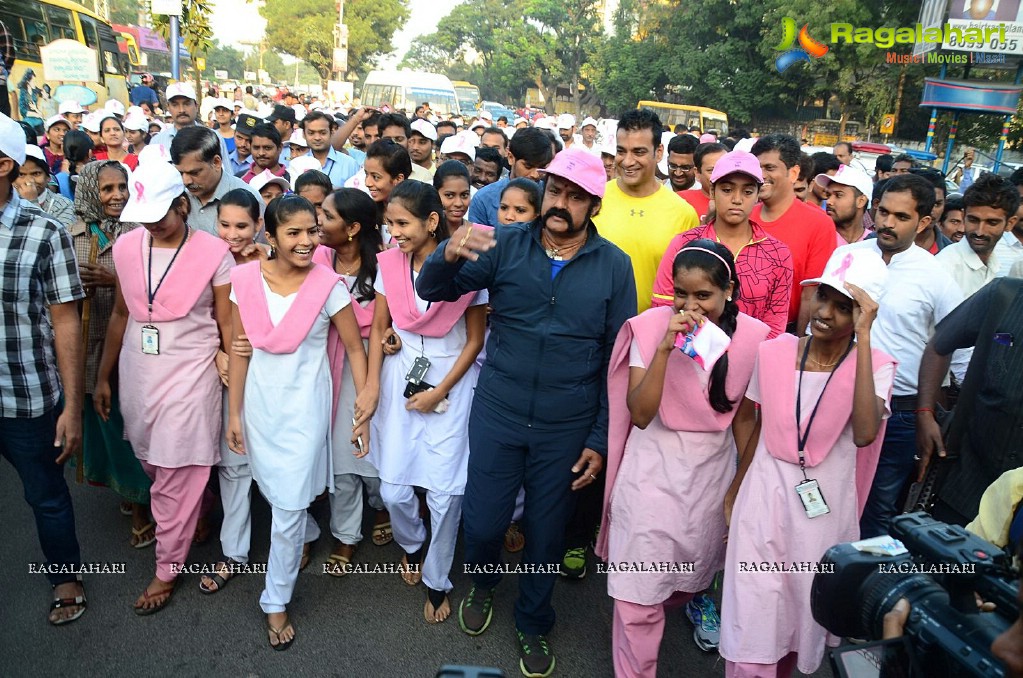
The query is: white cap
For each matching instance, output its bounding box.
[469,119,487,132]
[410,118,437,142]
[580,116,598,129]
[25,144,46,165]
[120,158,186,223]
[286,154,323,176]
[513,117,528,127]
[0,113,26,166]
[250,168,291,193]
[213,98,233,111]
[478,109,493,121]
[137,143,171,166]
[801,244,889,303]
[81,112,103,133]
[734,137,756,153]
[533,117,554,131]
[440,133,476,162]
[291,104,306,122]
[58,100,85,115]
[600,136,616,157]
[122,111,149,132]
[815,164,874,206]
[557,114,576,129]
[147,119,166,133]
[657,131,675,176]
[165,82,197,102]
[45,115,71,131]
[125,105,146,119]
[104,98,126,117]
[289,129,308,148]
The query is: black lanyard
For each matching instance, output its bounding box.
[408,255,431,312]
[795,336,854,477]
[147,226,189,319]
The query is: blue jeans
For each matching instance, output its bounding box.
[463,399,591,635]
[859,411,917,539]
[0,408,82,586]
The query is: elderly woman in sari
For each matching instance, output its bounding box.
[71,160,154,548]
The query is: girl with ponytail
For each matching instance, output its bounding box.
[596,238,770,676]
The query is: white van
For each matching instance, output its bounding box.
[360,70,461,117]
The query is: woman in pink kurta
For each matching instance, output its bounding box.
[596,240,768,677]
[94,159,233,615]
[720,247,896,677]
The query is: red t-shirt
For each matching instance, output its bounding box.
[652,220,794,339]
[752,198,837,324]
[677,189,712,220]
[93,149,139,170]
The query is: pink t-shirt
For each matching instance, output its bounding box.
[752,199,837,324]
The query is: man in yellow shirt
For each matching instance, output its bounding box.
[593,109,699,312]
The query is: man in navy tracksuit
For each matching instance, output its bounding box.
[417,147,636,677]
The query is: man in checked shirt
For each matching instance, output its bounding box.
[0,113,88,625]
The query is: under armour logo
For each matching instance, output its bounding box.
[630,209,645,217]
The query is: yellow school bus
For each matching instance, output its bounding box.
[636,101,729,136]
[1,0,129,125]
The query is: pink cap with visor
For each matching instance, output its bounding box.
[541,147,607,199]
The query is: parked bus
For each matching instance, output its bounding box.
[361,70,461,117]
[452,80,480,115]
[636,101,729,136]
[803,119,862,146]
[1,0,129,126]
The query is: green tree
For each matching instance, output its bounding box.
[107,0,140,26]
[206,40,246,80]
[260,0,410,85]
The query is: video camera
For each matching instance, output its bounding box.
[811,512,1019,677]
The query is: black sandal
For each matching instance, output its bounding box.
[401,546,424,586]
[49,577,87,626]
[199,559,239,595]
[424,587,450,624]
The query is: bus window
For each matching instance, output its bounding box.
[24,18,49,53]
[44,5,76,41]
[79,13,98,48]
[97,21,125,75]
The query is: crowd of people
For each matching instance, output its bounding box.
[3,80,1023,678]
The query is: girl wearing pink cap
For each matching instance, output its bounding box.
[94,160,235,615]
[720,250,895,677]
[597,240,769,677]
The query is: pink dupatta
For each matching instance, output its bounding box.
[596,308,768,559]
[377,246,474,337]
[757,334,896,517]
[230,260,341,354]
[113,227,230,322]
[313,245,375,418]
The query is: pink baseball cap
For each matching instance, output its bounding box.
[709,150,763,185]
[541,147,607,199]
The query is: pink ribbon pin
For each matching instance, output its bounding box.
[832,253,853,283]
[135,181,146,203]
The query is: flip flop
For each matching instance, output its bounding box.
[400,548,423,586]
[49,580,87,626]
[268,620,295,651]
[372,521,393,546]
[423,588,450,624]
[134,580,176,616]
[325,544,354,578]
[131,522,156,549]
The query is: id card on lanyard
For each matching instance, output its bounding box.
[142,226,189,354]
[794,337,854,519]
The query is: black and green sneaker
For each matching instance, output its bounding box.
[457,585,495,636]
[560,547,587,579]
[516,629,555,677]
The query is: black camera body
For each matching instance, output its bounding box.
[811,512,1019,677]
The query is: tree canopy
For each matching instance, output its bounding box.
[260,0,410,84]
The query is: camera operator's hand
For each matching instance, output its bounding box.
[915,411,946,482]
[882,598,911,639]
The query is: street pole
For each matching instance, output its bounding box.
[170,16,180,80]
[924,63,946,154]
